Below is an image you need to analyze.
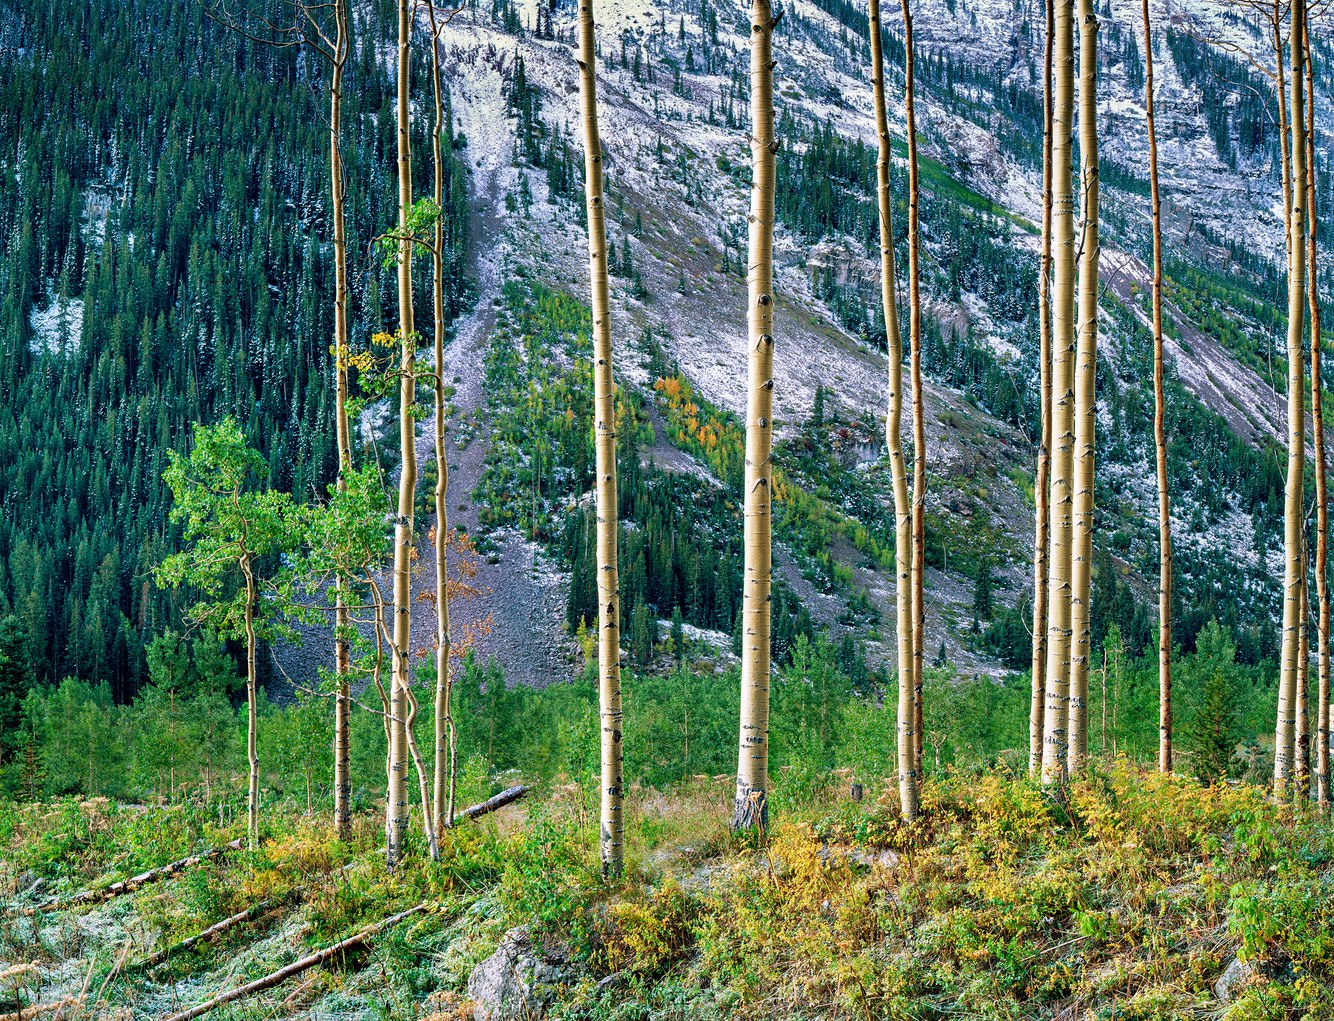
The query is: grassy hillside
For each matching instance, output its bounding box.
[5,765,1334,1019]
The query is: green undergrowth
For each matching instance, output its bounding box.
[5,765,1334,1019]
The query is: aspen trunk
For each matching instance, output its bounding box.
[1066,0,1099,774]
[330,0,353,843]
[425,1,457,841]
[1041,0,1077,785]
[243,564,259,851]
[868,0,916,820]
[1298,544,1311,797]
[1276,0,1308,798]
[1141,0,1172,774]
[1274,3,1294,239]
[402,681,439,858]
[1307,29,1330,810]
[388,0,416,868]
[901,0,926,778]
[1030,0,1055,777]
[575,0,626,872]
[734,0,778,833]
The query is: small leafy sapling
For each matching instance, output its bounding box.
[155,419,306,849]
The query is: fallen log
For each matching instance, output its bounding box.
[26,839,244,916]
[135,894,293,973]
[159,903,428,1021]
[454,784,529,824]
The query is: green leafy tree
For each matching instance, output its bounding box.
[155,420,304,848]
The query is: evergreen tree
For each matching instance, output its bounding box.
[0,616,30,763]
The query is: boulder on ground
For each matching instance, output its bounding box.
[466,926,574,1021]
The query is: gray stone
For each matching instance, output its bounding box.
[467,926,574,1021]
[1214,957,1257,1002]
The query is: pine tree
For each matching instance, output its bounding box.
[1189,666,1237,785]
[0,616,30,765]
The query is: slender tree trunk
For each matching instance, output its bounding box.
[243,561,259,851]
[1274,3,1294,239]
[424,2,457,843]
[1030,0,1055,777]
[329,0,353,844]
[869,0,916,820]
[734,0,778,833]
[1299,539,1311,797]
[1276,0,1309,798]
[1066,0,1099,773]
[1041,0,1077,785]
[1307,30,1330,811]
[1141,0,1172,774]
[388,0,416,868]
[401,677,438,859]
[901,0,926,777]
[575,0,626,872]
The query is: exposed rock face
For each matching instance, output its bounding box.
[467,926,574,1021]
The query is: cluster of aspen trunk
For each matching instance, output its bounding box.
[1266,0,1330,808]
[284,0,464,866]
[575,0,788,873]
[301,0,1328,875]
[1018,0,1330,812]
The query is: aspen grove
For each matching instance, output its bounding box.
[5,0,1334,1017]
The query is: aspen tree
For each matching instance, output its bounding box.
[387,0,417,867]
[575,0,626,873]
[157,422,299,852]
[1066,0,1100,772]
[1041,0,1077,785]
[868,0,916,820]
[1030,0,1055,777]
[734,0,779,833]
[1276,0,1309,798]
[900,0,926,776]
[1273,1,1294,237]
[200,0,355,839]
[328,0,353,843]
[424,0,458,842]
[1298,540,1311,796]
[1141,0,1172,774]
[1307,28,1330,809]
